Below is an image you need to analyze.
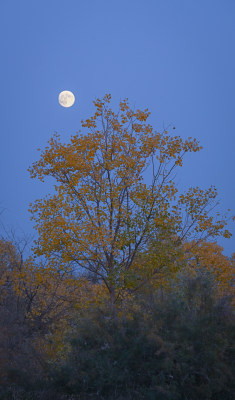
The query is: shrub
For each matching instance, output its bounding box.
[50,270,235,399]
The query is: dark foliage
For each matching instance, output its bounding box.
[0,262,234,399]
[49,271,235,400]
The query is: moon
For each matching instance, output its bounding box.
[58,90,75,108]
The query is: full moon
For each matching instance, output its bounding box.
[58,90,75,107]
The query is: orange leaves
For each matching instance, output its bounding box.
[119,98,129,112]
[134,108,151,122]
[103,93,111,102]
[178,186,218,210]
[182,137,203,153]
[158,133,202,165]
[161,182,178,200]
[111,118,122,132]
[183,240,234,298]
[81,117,97,128]
[176,185,232,240]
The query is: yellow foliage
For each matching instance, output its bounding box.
[183,240,234,300]
[28,94,233,306]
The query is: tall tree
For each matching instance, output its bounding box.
[29,94,232,307]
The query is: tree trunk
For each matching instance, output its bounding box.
[109,286,117,320]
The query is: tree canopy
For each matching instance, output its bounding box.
[29,94,232,306]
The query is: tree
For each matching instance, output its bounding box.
[181,240,234,300]
[29,94,232,309]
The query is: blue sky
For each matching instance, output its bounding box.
[1,0,234,256]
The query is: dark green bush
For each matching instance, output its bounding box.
[50,270,235,400]
[0,269,234,399]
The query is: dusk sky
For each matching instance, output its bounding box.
[1,0,234,256]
